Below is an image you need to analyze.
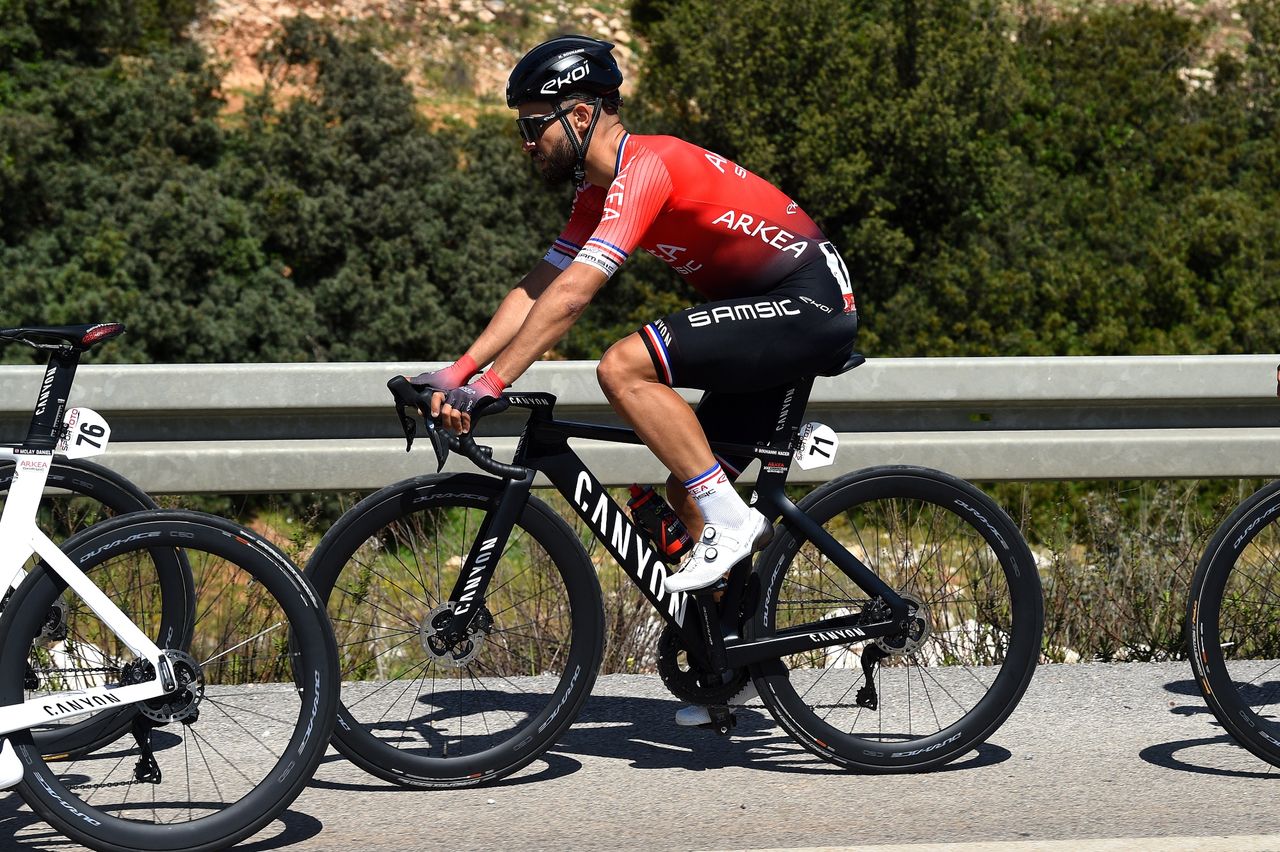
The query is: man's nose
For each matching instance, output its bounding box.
[522,140,537,153]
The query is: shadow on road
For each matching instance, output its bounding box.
[1143,677,1280,778]
[1162,676,1217,718]
[1138,734,1280,779]
[310,690,1013,792]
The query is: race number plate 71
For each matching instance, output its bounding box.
[794,422,838,470]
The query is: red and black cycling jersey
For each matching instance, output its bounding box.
[544,133,850,308]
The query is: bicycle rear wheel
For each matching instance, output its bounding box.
[1,510,337,852]
[1187,479,1280,767]
[306,473,604,787]
[0,459,194,759]
[748,466,1043,771]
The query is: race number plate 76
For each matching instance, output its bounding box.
[58,407,111,459]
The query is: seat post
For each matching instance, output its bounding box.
[767,374,816,449]
[22,348,80,450]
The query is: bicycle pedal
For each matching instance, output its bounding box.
[692,576,729,598]
[0,739,23,789]
[706,705,736,736]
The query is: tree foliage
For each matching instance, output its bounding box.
[1,2,1279,364]
[633,0,1280,356]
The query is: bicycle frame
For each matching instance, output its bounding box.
[0,356,174,747]
[425,375,913,677]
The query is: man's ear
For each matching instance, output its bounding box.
[571,101,595,132]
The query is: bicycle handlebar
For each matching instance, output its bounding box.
[386,376,528,480]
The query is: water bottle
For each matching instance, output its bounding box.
[627,484,693,563]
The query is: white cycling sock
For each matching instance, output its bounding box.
[683,462,750,529]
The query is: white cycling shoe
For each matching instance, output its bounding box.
[674,680,759,727]
[663,509,774,594]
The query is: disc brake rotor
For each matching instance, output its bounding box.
[874,592,930,656]
[420,603,492,668]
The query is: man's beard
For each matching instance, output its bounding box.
[537,133,579,187]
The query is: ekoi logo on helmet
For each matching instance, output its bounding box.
[540,59,592,96]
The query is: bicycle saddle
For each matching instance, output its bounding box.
[818,351,866,377]
[0,322,125,350]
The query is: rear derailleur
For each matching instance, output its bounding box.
[855,593,929,711]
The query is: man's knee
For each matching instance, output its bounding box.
[597,335,653,399]
[596,342,627,399]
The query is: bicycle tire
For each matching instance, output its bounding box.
[748,465,1043,772]
[306,473,605,787]
[1,510,338,852]
[0,458,195,759]
[1187,479,1280,767]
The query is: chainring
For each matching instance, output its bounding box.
[656,624,749,705]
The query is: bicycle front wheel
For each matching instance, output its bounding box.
[306,473,604,787]
[1187,479,1280,767]
[0,511,338,852]
[748,466,1043,772]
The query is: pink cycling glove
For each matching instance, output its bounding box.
[441,370,507,425]
[408,353,478,391]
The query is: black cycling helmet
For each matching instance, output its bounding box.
[505,35,622,108]
[507,35,622,185]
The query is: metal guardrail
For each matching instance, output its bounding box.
[0,356,1276,492]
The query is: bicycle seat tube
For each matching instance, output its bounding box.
[22,348,80,451]
[747,374,911,620]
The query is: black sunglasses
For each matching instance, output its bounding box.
[515,105,574,144]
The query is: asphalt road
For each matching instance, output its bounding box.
[5,662,1280,851]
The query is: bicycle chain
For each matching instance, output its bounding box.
[65,778,143,790]
[33,663,139,791]
[30,666,120,676]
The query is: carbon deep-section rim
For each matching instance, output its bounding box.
[1,510,338,852]
[748,466,1042,772]
[307,473,604,787]
[1187,479,1280,767]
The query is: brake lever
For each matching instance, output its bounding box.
[388,375,450,470]
[423,415,451,472]
[395,404,417,452]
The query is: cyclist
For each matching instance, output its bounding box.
[421,35,858,717]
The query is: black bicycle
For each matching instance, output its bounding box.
[1187,477,1280,766]
[306,354,1044,785]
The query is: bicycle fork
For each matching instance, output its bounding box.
[433,472,533,649]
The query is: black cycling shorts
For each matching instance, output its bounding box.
[638,245,858,477]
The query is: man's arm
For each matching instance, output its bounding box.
[433,261,608,432]
[462,260,563,367]
[490,262,608,383]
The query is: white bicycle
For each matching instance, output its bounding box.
[0,323,338,852]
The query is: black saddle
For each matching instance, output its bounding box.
[818,350,866,377]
